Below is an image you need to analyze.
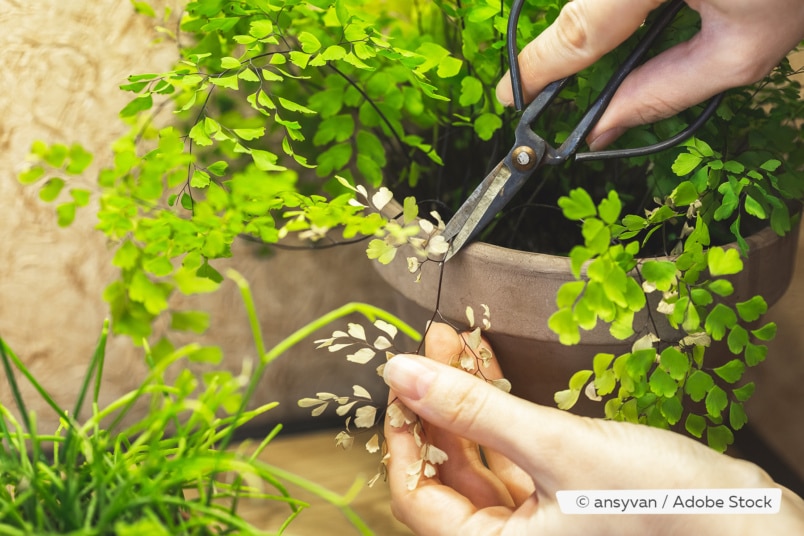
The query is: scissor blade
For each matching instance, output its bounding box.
[441,161,512,262]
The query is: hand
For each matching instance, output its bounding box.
[383,323,804,535]
[496,0,804,150]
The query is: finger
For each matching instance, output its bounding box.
[496,0,668,106]
[383,393,511,536]
[452,329,536,504]
[383,352,576,492]
[588,4,804,147]
[421,324,517,507]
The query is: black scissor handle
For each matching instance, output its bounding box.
[507,0,722,164]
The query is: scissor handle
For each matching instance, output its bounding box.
[508,0,720,164]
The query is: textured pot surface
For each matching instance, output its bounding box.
[375,220,801,410]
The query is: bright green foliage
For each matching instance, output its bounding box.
[20,142,94,226]
[20,0,532,342]
[550,142,790,449]
[550,190,643,343]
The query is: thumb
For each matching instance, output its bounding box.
[496,0,660,107]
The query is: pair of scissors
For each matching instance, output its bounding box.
[441,0,722,262]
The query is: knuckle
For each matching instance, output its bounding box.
[633,94,684,125]
[437,377,491,434]
[554,2,591,54]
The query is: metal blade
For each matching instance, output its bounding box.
[441,161,512,262]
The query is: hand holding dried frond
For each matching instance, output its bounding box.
[384,322,515,492]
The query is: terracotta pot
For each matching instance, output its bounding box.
[375,215,801,415]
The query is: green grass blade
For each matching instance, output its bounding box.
[0,336,32,433]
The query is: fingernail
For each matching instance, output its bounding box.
[383,355,437,401]
[495,77,514,107]
[588,127,626,152]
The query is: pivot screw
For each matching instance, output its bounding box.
[512,146,537,171]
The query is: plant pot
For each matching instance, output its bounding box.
[374,215,801,415]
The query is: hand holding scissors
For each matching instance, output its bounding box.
[442,0,725,261]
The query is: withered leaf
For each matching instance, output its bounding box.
[354,405,377,428]
[347,347,376,364]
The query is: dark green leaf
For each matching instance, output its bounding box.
[732,382,755,402]
[729,401,748,430]
[690,288,713,306]
[735,296,767,322]
[744,342,767,366]
[659,347,689,380]
[713,359,745,384]
[119,94,153,117]
[180,192,194,210]
[649,368,677,397]
[727,325,748,354]
[744,194,767,219]
[660,396,683,425]
[705,385,728,419]
[751,322,777,341]
[770,203,791,236]
[316,143,353,176]
[625,349,655,382]
[685,413,706,438]
[706,425,734,452]
[197,261,223,283]
[685,370,714,402]
[704,303,737,341]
